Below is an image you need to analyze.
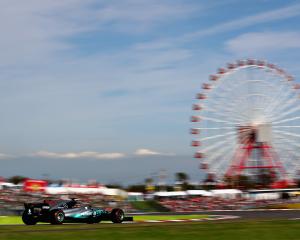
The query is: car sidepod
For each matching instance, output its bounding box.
[63,207,108,223]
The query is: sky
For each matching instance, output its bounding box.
[1,0,300,185]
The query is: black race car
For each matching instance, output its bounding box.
[22,199,133,225]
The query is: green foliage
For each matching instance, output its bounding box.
[106,184,123,189]
[127,185,147,193]
[7,176,26,185]
[175,172,189,183]
[144,178,153,185]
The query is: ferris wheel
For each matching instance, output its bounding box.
[191,59,300,183]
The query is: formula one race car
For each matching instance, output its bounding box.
[22,199,133,225]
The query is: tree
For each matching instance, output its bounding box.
[144,178,154,193]
[175,172,189,184]
[258,169,275,187]
[202,173,217,190]
[106,184,123,189]
[127,185,146,193]
[223,175,255,189]
[175,172,190,191]
[8,175,26,185]
[145,178,153,185]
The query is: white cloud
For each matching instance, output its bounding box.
[0,153,14,160]
[0,0,198,67]
[225,31,300,55]
[137,2,300,49]
[135,149,160,155]
[0,0,95,66]
[0,0,223,75]
[134,148,174,156]
[33,151,125,159]
[33,149,175,159]
[95,0,198,33]
[185,3,300,40]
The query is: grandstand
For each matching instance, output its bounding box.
[2,178,300,214]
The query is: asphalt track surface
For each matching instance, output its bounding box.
[203,210,300,220]
[1,210,300,235]
[13,209,300,225]
[132,209,300,220]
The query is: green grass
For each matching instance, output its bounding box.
[0,214,209,225]
[0,217,22,225]
[130,200,170,212]
[0,220,300,240]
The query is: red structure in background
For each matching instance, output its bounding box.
[225,126,288,188]
[23,179,47,192]
[225,144,286,179]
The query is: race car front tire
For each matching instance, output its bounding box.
[110,208,124,224]
[22,210,37,225]
[50,210,65,225]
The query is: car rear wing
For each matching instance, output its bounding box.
[24,202,50,210]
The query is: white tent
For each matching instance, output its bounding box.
[210,189,242,199]
[0,182,22,190]
[128,192,144,201]
[100,188,128,197]
[153,191,187,197]
[45,186,127,197]
[186,190,212,197]
[246,192,280,200]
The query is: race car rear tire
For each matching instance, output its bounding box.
[111,208,124,224]
[22,210,37,225]
[50,210,65,225]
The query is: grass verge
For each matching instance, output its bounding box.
[0,220,300,240]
